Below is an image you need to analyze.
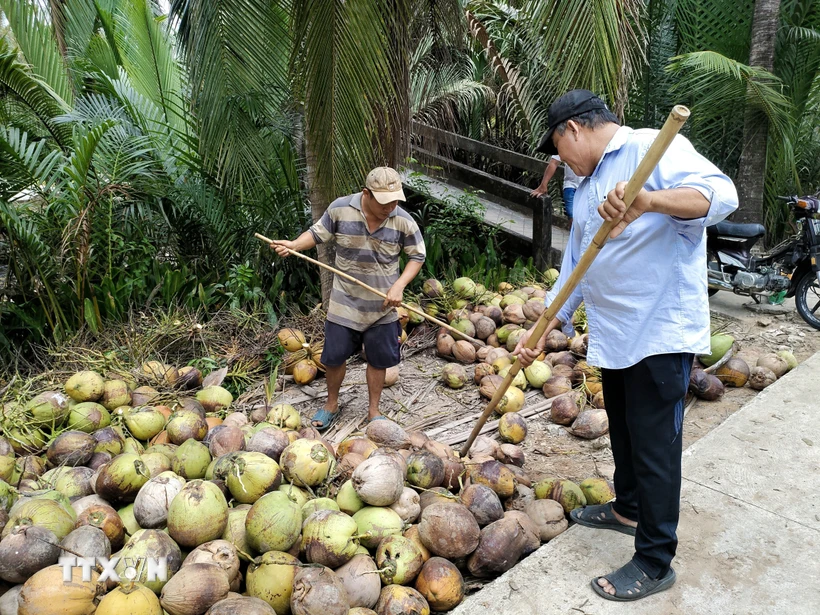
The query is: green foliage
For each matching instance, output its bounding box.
[0,0,316,360]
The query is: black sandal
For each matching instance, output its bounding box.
[591,561,676,602]
[570,503,637,536]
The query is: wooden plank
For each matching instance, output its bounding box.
[412,121,548,175]
[412,146,535,208]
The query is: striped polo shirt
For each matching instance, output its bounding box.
[309,192,426,331]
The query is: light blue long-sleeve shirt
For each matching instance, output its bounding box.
[550,126,739,370]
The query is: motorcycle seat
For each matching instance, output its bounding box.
[706,221,766,239]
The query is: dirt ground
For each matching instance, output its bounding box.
[274,303,819,488]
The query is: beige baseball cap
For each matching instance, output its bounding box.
[365,166,406,204]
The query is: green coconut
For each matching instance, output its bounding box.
[453,277,477,298]
[375,535,425,585]
[124,406,168,441]
[353,506,404,550]
[246,550,300,613]
[117,503,141,536]
[171,439,212,480]
[699,334,734,367]
[245,491,302,553]
[497,365,527,389]
[226,452,282,504]
[302,497,340,522]
[523,361,552,388]
[500,294,526,308]
[95,452,151,503]
[116,529,183,594]
[196,386,234,413]
[3,498,75,540]
[579,478,615,505]
[167,479,229,549]
[278,483,311,508]
[24,391,71,428]
[422,279,444,298]
[406,303,425,325]
[65,371,105,402]
[279,439,334,488]
[337,479,366,516]
[100,380,131,411]
[536,479,586,514]
[301,509,360,568]
[222,505,253,562]
[67,402,111,433]
[266,403,302,430]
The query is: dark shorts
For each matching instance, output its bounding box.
[321,320,401,369]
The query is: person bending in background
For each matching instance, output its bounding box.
[530,154,582,219]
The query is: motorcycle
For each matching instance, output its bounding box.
[706,194,820,330]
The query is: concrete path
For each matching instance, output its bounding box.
[453,352,820,615]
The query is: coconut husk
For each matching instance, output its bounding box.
[291,567,350,615]
[466,517,527,578]
[418,503,479,559]
[568,409,609,439]
[161,562,231,615]
[414,557,465,612]
[459,484,504,527]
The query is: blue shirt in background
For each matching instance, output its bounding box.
[550,126,739,370]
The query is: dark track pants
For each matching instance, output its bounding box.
[601,352,693,579]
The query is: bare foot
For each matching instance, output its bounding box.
[366,408,382,421]
[612,508,638,528]
[312,405,338,428]
[597,575,643,596]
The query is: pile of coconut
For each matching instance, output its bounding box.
[687,333,798,401]
[0,364,614,615]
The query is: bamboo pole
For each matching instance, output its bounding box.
[459,105,691,457]
[255,233,486,347]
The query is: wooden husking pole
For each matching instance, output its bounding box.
[460,105,691,457]
[254,233,486,347]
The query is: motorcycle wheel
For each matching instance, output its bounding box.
[795,271,820,330]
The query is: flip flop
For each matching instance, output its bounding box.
[591,561,676,602]
[368,416,387,422]
[570,503,637,536]
[311,408,339,432]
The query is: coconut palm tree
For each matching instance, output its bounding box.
[0,0,310,350]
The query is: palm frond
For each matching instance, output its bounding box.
[465,8,533,133]
[293,0,398,197]
[115,0,185,134]
[0,47,73,147]
[0,0,74,104]
[169,0,292,197]
[520,0,645,125]
[667,51,794,141]
[0,125,64,199]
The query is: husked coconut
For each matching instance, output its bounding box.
[352,456,405,506]
[524,500,568,541]
[366,419,409,448]
[452,341,477,364]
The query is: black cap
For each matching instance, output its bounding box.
[535,89,610,155]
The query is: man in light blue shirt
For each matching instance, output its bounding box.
[515,90,738,602]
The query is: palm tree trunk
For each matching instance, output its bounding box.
[305,129,335,306]
[733,0,782,225]
[386,1,411,167]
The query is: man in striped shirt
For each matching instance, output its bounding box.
[271,167,426,431]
